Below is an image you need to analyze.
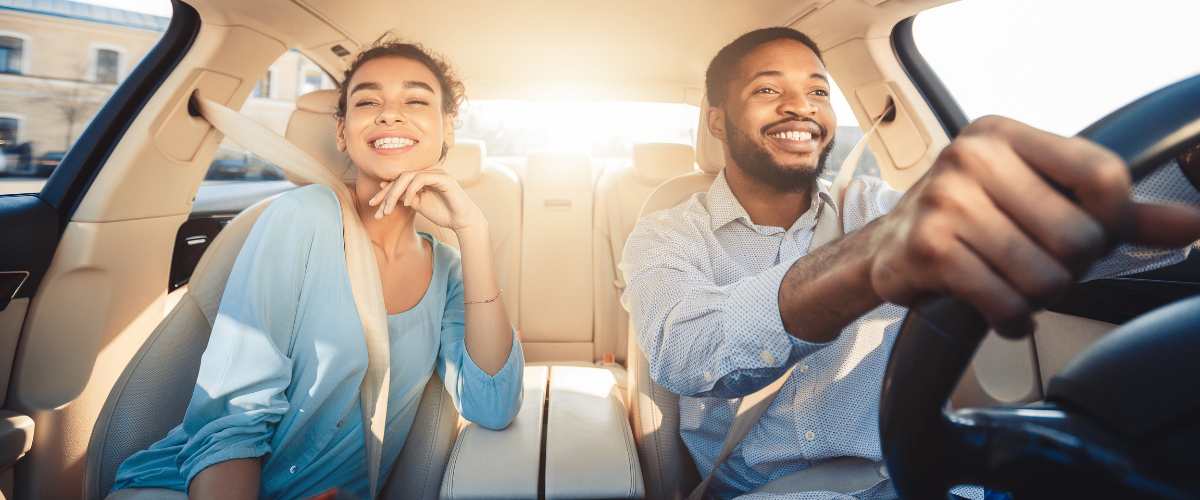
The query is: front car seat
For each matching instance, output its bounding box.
[625,97,724,500]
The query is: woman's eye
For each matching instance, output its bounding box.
[354,100,378,107]
[407,100,429,106]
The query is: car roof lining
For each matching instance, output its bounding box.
[188,0,960,105]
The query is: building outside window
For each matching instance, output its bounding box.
[0,117,18,148]
[96,48,119,84]
[0,36,21,74]
[301,70,323,94]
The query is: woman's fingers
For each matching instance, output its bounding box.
[368,180,393,207]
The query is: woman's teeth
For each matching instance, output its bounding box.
[769,131,814,141]
[372,137,416,148]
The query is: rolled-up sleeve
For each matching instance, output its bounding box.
[621,217,827,400]
[175,195,315,489]
[1084,161,1200,281]
[437,258,524,430]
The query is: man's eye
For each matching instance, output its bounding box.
[812,89,830,97]
[756,88,778,94]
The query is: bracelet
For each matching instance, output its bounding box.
[464,289,503,305]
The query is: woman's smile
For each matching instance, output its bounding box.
[367,132,420,156]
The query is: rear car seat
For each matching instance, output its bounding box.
[593,143,695,367]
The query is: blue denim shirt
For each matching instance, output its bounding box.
[111,185,524,499]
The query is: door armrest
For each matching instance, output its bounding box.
[0,410,34,471]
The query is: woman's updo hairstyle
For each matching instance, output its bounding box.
[336,33,466,120]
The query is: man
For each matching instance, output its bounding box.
[621,27,1200,500]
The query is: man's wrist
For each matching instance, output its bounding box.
[778,225,884,344]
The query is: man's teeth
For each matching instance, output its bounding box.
[769,131,814,141]
[372,137,416,148]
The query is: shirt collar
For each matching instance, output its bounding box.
[705,169,838,234]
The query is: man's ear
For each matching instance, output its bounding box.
[335,118,347,152]
[707,105,727,142]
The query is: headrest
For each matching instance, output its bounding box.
[695,95,725,174]
[285,89,355,186]
[525,150,592,191]
[632,142,696,185]
[442,139,485,186]
[283,89,484,186]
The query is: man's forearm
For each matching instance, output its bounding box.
[778,221,884,344]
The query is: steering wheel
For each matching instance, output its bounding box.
[879,74,1200,500]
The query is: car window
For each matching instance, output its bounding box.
[0,0,172,195]
[913,0,1200,137]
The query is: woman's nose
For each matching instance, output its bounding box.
[377,104,406,125]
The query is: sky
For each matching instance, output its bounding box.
[71,0,1200,137]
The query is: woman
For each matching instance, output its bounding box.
[110,39,523,499]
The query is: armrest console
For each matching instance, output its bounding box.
[545,366,644,499]
[0,410,34,471]
[439,366,547,500]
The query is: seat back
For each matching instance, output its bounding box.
[625,98,724,500]
[593,143,695,364]
[519,150,596,362]
[84,90,471,500]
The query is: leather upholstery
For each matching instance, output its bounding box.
[694,96,725,174]
[593,143,695,364]
[544,366,644,500]
[520,150,594,360]
[439,366,547,500]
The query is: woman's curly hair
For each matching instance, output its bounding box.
[336,33,466,120]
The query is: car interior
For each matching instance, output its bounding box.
[0,0,1196,499]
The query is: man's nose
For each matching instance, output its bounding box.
[778,91,818,117]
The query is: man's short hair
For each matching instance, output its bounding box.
[705,27,824,108]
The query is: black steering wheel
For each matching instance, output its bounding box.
[879,74,1200,500]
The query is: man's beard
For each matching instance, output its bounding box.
[725,116,835,193]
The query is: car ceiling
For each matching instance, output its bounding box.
[187,0,954,104]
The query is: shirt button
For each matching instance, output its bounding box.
[703,371,714,382]
[799,365,809,374]
[337,420,344,427]
[804,430,816,441]
[760,350,776,365]
[290,465,297,474]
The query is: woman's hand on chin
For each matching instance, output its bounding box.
[368,168,487,233]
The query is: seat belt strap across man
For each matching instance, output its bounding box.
[192,95,392,499]
[686,103,894,500]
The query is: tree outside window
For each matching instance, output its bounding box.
[96,49,119,84]
[0,37,21,74]
[251,72,272,98]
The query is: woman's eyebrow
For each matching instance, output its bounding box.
[404,81,435,93]
[350,81,381,95]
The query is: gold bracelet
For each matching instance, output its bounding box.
[464,289,503,305]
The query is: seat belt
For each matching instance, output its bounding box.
[192,95,392,499]
[685,104,894,500]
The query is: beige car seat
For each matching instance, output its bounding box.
[593,143,696,365]
[84,90,510,500]
[626,98,724,500]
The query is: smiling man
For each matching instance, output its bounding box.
[621,28,1200,500]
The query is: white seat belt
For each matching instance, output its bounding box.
[686,104,893,500]
[192,95,392,499]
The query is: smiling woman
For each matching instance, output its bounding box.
[107,38,524,500]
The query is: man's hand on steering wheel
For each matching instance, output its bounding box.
[866,116,1200,338]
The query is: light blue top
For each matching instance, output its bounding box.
[111,184,524,499]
